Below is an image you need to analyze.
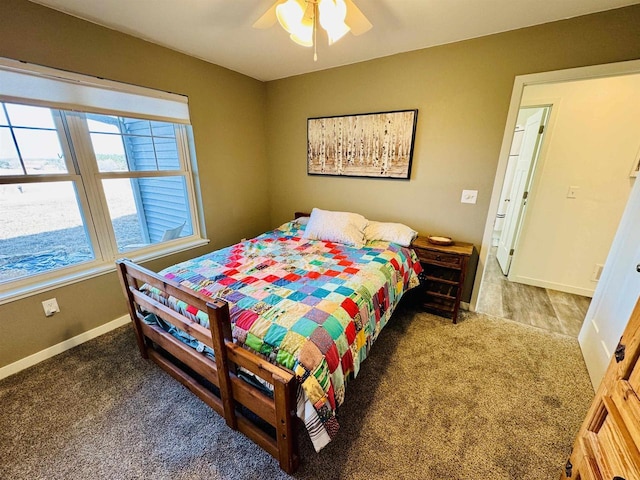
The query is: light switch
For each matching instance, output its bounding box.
[461,190,478,204]
[567,186,579,199]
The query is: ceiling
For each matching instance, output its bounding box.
[29,0,639,82]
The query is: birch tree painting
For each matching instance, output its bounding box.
[307,110,417,179]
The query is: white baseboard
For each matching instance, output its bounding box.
[508,275,595,297]
[0,315,130,381]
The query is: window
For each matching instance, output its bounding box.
[85,113,195,252]
[0,63,204,300]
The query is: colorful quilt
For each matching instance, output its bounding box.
[144,220,422,451]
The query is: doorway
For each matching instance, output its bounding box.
[473,62,640,357]
[494,106,549,276]
[479,248,592,335]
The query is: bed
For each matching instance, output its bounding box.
[117,211,421,472]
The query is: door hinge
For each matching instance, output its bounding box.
[523,191,529,200]
[509,248,514,256]
[539,125,545,134]
[565,458,572,477]
[615,341,626,363]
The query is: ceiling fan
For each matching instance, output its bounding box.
[253,0,372,59]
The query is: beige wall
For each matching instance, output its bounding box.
[265,5,640,282]
[0,0,270,368]
[510,75,640,295]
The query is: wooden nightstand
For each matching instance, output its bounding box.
[411,236,474,323]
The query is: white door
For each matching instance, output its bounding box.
[579,175,640,388]
[496,109,547,274]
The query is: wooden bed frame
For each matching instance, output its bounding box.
[116,260,299,473]
[116,213,311,473]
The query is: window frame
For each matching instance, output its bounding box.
[0,102,208,305]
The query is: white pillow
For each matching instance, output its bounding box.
[364,220,418,247]
[302,208,368,248]
[296,216,310,226]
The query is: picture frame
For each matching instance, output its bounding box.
[307,109,418,179]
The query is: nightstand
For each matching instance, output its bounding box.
[411,236,474,323]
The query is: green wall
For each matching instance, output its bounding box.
[0,0,270,368]
[2,1,640,369]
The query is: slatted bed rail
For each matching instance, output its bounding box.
[116,259,299,473]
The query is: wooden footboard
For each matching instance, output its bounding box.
[116,259,299,473]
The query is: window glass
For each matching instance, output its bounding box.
[90,132,128,172]
[102,176,192,252]
[89,114,181,172]
[125,119,152,137]
[0,103,67,175]
[0,106,8,126]
[5,103,56,129]
[154,136,180,170]
[0,127,23,175]
[101,178,145,248]
[0,181,95,283]
[86,115,121,134]
[119,133,158,171]
[13,128,67,174]
[150,121,175,138]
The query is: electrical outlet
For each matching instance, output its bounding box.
[42,298,60,317]
[461,189,478,204]
[567,186,579,199]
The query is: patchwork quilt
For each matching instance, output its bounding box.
[144,220,422,451]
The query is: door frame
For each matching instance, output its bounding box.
[470,58,640,311]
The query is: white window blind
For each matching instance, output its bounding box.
[0,58,190,124]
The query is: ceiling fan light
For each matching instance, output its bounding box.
[289,8,313,47]
[290,30,313,47]
[271,0,362,53]
[318,0,350,44]
[334,0,348,20]
[327,22,350,44]
[290,24,313,47]
[318,0,338,30]
[276,0,305,35]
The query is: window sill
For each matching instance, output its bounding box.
[0,237,210,306]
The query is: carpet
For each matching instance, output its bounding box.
[0,305,594,479]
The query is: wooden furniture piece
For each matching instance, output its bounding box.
[411,236,474,323]
[117,260,299,473]
[560,295,640,480]
[115,212,421,473]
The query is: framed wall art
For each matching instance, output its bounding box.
[307,109,418,179]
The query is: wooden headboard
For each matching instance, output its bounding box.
[294,211,311,219]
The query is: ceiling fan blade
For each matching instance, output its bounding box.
[252,2,282,29]
[344,0,372,36]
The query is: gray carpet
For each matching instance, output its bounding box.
[0,305,594,479]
